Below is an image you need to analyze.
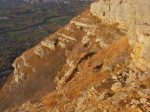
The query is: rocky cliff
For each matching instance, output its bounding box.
[91,0,150,70]
[0,0,150,112]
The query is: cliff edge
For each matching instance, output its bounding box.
[0,0,150,112]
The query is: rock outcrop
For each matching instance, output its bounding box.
[0,0,150,112]
[90,0,150,70]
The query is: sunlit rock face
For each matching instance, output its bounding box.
[90,0,150,70]
[1,1,150,112]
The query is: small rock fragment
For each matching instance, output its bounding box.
[126,73,137,84]
[111,82,122,92]
[130,99,140,105]
[140,98,147,104]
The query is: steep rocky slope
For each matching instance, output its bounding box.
[0,0,150,112]
[0,0,92,86]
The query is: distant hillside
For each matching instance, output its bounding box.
[0,0,92,87]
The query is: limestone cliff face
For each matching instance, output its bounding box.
[90,0,150,70]
[0,0,150,112]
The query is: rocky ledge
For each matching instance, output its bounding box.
[0,0,150,112]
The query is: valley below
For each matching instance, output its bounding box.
[0,0,92,86]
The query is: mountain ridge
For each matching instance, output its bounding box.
[0,0,150,111]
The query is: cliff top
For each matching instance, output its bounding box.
[0,0,150,112]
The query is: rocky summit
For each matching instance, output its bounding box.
[0,0,150,112]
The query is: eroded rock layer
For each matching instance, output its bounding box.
[0,0,150,112]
